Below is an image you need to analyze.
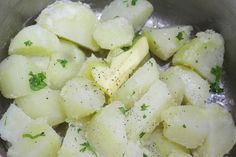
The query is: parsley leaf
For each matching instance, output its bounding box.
[22,132,45,139]
[57,59,68,68]
[131,0,138,6]
[176,32,184,40]
[210,82,223,93]
[77,128,82,134]
[24,40,33,46]
[210,66,224,93]
[143,153,148,157]
[80,142,99,157]
[29,71,47,91]
[143,114,147,119]
[183,124,186,128]
[139,132,145,138]
[141,104,149,111]
[211,66,222,81]
[119,107,128,116]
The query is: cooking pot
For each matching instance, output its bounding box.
[0,0,236,156]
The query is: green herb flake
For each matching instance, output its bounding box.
[57,59,68,68]
[143,153,148,157]
[119,107,128,116]
[80,142,99,157]
[139,132,145,138]
[24,40,33,47]
[77,128,82,134]
[148,60,153,67]
[131,0,138,6]
[210,66,224,93]
[211,66,222,81]
[29,71,47,91]
[143,114,147,119]
[176,32,184,41]
[183,124,186,128]
[131,91,136,96]
[22,132,45,139]
[210,82,223,93]
[141,104,149,111]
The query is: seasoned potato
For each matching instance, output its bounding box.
[168,151,192,157]
[9,25,60,56]
[193,104,236,157]
[29,56,50,71]
[37,1,99,51]
[173,30,224,82]
[7,119,60,157]
[86,101,128,157]
[111,58,160,109]
[61,78,105,120]
[143,26,193,60]
[15,88,65,126]
[106,48,124,64]
[92,37,149,96]
[0,104,32,144]
[162,105,209,149]
[124,141,154,157]
[94,17,134,50]
[47,40,86,89]
[162,66,210,106]
[126,79,174,140]
[58,122,99,157]
[0,55,39,98]
[101,0,153,31]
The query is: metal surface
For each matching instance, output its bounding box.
[0,0,236,156]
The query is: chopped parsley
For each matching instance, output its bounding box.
[143,114,147,119]
[121,46,130,51]
[57,59,68,68]
[77,128,82,134]
[148,60,153,67]
[143,153,148,157]
[22,132,45,139]
[131,91,136,96]
[139,132,145,138]
[80,142,98,157]
[29,71,47,91]
[24,40,33,46]
[141,104,149,111]
[131,0,138,6]
[123,0,138,7]
[176,32,184,41]
[210,66,223,93]
[183,124,186,128]
[119,107,128,116]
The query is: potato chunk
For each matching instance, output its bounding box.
[61,78,105,120]
[94,17,134,50]
[173,30,224,82]
[143,26,193,60]
[37,1,99,51]
[9,25,60,56]
[161,105,209,149]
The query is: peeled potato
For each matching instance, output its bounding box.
[9,25,60,56]
[37,1,99,51]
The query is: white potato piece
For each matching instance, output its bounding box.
[92,37,149,96]
[162,66,210,106]
[47,40,86,89]
[7,119,60,157]
[162,105,209,149]
[111,58,160,109]
[37,1,99,51]
[58,122,99,157]
[9,25,60,56]
[0,104,32,144]
[106,48,124,64]
[29,56,50,71]
[15,88,65,126]
[126,79,174,140]
[61,78,105,120]
[86,101,128,157]
[173,30,224,82]
[94,17,134,50]
[193,104,236,157]
[168,151,192,157]
[0,55,39,98]
[143,26,193,60]
[101,0,153,31]
[124,141,154,157]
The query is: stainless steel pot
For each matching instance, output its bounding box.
[0,0,236,156]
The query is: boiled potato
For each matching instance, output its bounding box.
[142,128,190,157]
[173,30,224,82]
[111,58,160,109]
[47,40,86,89]
[29,56,50,71]
[94,17,134,50]
[61,78,105,120]
[15,88,65,126]
[9,25,60,56]
[37,1,99,51]
[126,79,174,140]
[162,66,210,106]
[161,105,209,149]
[106,48,124,64]
[193,104,236,157]
[86,101,128,157]
[92,37,149,96]
[0,104,32,144]
[0,55,39,98]
[78,55,107,81]
[101,0,153,31]
[168,151,192,157]
[7,119,60,157]
[58,122,99,157]
[124,141,154,157]
[143,26,193,61]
